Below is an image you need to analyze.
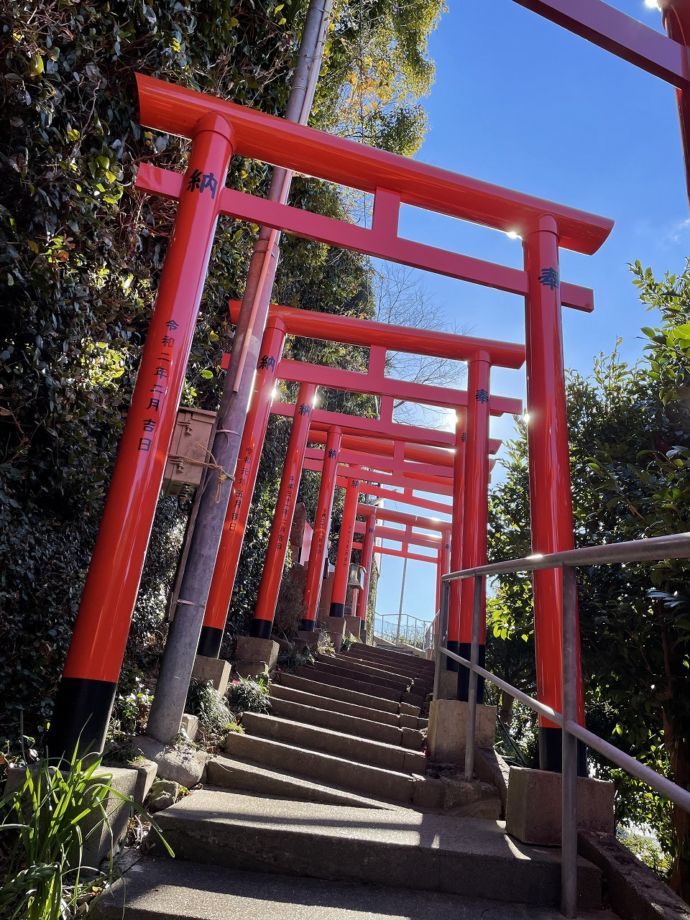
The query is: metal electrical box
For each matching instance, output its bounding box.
[163,406,216,494]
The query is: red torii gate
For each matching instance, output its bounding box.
[308,458,459,618]
[512,0,690,206]
[302,452,464,496]
[353,505,451,619]
[275,405,501,626]
[48,73,612,769]
[303,446,455,492]
[299,441,473,635]
[307,449,464,575]
[361,505,452,612]
[352,518,445,634]
[350,481,452,516]
[205,387,503,646]
[221,300,521,693]
[199,304,519,656]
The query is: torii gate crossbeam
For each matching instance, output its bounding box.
[511,0,690,206]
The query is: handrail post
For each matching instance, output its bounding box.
[464,574,482,781]
[433,579,450,700]
[561,563,579,918]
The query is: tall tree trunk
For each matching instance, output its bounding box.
[500,691,514,727]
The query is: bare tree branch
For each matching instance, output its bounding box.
[372,264,467,428]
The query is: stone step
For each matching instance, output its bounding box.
[326,653,422,688]
[295,664,426,708]
[311,658,414,693]
[350,643,436,672]
[370,639,435,661]
[334,657,433,695]
[269,696,424,749]
[343,646,435,677]
[336,657,433,691]
[151,789,603,909]
[270,682,421,729]
[206,757,399,810]
[356,656,435,680]
[293,665,404,703]
[96,860,617,920]
[242,712,427,773]
[276,672,402,714]
[223,732,418,802]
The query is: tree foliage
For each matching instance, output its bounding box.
[488,262,690,892]
[0,0,443,745]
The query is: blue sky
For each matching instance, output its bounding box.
[373,0,690,625]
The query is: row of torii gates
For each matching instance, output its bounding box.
[45,69,612,774]
[200,300,521,657]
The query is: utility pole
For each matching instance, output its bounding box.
[147,0,334,743]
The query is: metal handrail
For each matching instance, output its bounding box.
[375,610,433,648]
[422,615,437,652]
[434,531,690,919]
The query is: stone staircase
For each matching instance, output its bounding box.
[210,644,439,807]
[96,641,615,919]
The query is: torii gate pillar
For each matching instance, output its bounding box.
[199,316,287,657]
[250,383,316,637]
[357,510,378,639]
[301,427,343,630]
[661,0,690,206]
[524,217,585,772]
[444,417,466,695]
[48,114,235,756]
[457,356,491,703]
[330,478,361,617]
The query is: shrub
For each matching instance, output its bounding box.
[341,632,358,652]
[618,827,672,878]
[185,680,232,746]
[109,679,153,738]
[0,747,171,919]
[226,677,271,715]
[317,632,335,657]
[104,677,154,764]
[277,641,315,670]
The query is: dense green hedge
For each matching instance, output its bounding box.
[0,0,441,744]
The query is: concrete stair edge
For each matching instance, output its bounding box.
[348,642,435,669]
[275,672,402,713]
[223,730,418,802]
[95,859,617,920]
[269,682,425,729]
[242,711,426,773]
[268,695,412,746]
[324,653,428,687]
[205,758,402,810]
[370,638,434,662]
[291,667,405,704]
[151,789,603,910]
[293,666,426,708]
[341,648,435,677]
[324,653,433,692]
[302,660,412,695]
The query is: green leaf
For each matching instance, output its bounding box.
[28,52,44,77]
